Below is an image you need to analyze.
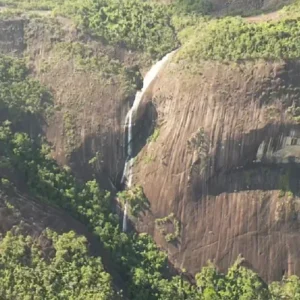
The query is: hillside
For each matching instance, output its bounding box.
[1,0,300,299]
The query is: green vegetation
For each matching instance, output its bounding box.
[2,2,300,299]
[63,111,78,155]
[196,257,270,299]
[89,151,104,172]
[196,257,300,299]
[270,275,300,298]
[1,0,178,58]
[118,185,150,217]
[75,0,178,58]
[0,55,52,122]
[0,229,115,299]
[173,0,213,15]
[3,0,300,64]
[0,0,64,10]
[282,0,300,17]
[148,127,160,143]
[155,213,180,243]
[0,54,200,299]
[287,102,300,123]
[177,17,300,62]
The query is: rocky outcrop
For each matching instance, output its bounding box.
[134,59,300,282]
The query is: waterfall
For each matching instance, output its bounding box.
[121,51,176,232]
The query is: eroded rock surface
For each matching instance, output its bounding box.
[134,59,300,282]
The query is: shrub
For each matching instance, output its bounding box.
[118,185,150,217]
[177,17,300,62]
[155,213,180,243]
[0,230,115,299]
[173,0,213,15]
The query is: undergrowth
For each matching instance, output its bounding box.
[0,0,178,59]
[155,213,180,243]
[177,16,300,63]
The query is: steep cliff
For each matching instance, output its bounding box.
[133,57,300,282]
[1,0,300,290]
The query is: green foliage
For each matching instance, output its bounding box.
[282,0,300,18]
[148,127,160,143]
[173,0,213,15]
[270,275,300,299]
[1,0,177,58]
[89,151,104,172]
[1,178,10,188]
[0,7,24,19]
[177,16,300,62]
[0,0,65,10]
[63,111,78,154]
[118,185,150,217]
[155,213,180,243]
[0,55,52,122]
[171,13,207,32]
[196,257,270,299]
[287,102,300,123]
[0,56,197,299]
[73,0,178,58]
[0,229,115,299]
[1,14,300,300]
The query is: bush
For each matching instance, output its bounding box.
[118,185,150,217]
[0,55,52,122]
[155,213,180,243]
[75,0,178,58]
[177,17,300,62]
[0,230,115,299]
[173,0,213,15]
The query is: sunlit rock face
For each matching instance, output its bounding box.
[133,59,300,282]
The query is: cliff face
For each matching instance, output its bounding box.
[2,7,300,284]
[134,59,300,282]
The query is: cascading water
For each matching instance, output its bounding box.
[121,51,176,232]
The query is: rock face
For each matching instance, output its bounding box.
[134,59,300,282]
[2,8,300,284]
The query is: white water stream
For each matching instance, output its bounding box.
[121,51,175,232]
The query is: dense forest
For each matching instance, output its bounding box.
[1,0,300,299]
